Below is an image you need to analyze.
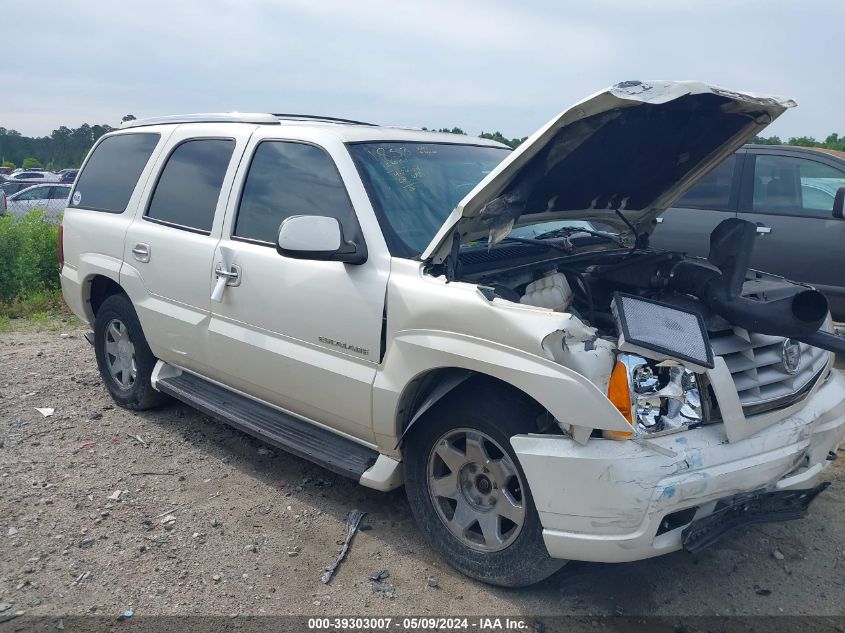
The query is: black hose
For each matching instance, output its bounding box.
[559,267,595,326]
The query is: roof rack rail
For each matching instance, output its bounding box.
[271,113,377,126]
[120,112,377,129]
[121,113,280,128]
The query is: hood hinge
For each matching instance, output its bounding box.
[443,232,462,283]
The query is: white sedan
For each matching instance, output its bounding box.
[5,183,71,221]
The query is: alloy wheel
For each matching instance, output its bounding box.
[427,428,526,552]
[103,318,137,390]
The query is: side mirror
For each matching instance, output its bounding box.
[276,215,367,265]
[834,187,845,219]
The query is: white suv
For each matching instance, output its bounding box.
[60,81,845,586]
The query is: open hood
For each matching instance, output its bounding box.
[422,80,795,263]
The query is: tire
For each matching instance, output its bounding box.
[93,293,167,410]
[403,381,566,587]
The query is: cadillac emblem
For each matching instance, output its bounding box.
[781,339,802,375]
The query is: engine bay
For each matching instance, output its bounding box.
[450,218,844,440]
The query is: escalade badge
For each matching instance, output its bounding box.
[781,339,802,375]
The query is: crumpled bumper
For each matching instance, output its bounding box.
[511,368,845,563]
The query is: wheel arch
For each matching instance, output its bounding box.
[88,274,127,319]
[396,368,548,448]
[373,330,631,455]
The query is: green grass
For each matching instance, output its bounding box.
[0,210,80,332]
[0,288,80,332]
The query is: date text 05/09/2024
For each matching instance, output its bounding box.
[307,617,534,631]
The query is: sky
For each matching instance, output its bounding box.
[2,0,842,141]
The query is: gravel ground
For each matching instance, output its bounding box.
[1,326,845,622]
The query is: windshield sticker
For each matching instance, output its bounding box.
[366,146,426,192]
[72,191,82,206]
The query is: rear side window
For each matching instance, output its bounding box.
[675,154,737,209]
[234,141,359,243]
[71,133,160,213]
[49,186,71,200]
[145,139,235,233]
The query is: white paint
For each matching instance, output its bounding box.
[512,370,845,563]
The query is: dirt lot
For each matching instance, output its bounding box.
[2,326,845,622]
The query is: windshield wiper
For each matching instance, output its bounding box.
[499,235,576,254]
[531,225,628,247]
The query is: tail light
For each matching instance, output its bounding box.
[58,224,65,269]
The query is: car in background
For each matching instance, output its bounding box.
[0,179,50,197]
[651,144,845,320]
[7,170,60,182]
[59,169,79,183]
[5,183,71,221]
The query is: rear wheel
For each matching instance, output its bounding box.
[94,293,167,410]
[404,384,566,586]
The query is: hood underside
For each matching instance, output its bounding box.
[422,80,795,263]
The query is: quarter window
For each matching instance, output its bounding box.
[234,141,360,244]
[146,139,235,233]
[751,154,845,216]
[71,133,160,213]
[675,154,736,209]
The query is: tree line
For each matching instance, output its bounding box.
[0,124,115,171]
[422,127,527,148]
[750,133,845,152]
[2,119,841,172]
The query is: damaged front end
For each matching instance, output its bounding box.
[426,80,843,446]
[413,80,845,561]
[473,215,840,446]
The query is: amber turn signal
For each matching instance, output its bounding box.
[604,360,634,440]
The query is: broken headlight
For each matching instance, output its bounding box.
[619,353,703,436]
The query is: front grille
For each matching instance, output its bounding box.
[709,327,830,415]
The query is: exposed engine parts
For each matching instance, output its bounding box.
[596,218,844,356]
[519,272,573,312]
[464,218,842,403]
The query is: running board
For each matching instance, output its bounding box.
[155,371,378,480]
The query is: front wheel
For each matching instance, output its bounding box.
[404,385,566,586]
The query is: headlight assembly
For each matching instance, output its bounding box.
[604,353,703,439]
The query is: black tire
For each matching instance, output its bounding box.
[94,293,167,410]
[404,381,566,587]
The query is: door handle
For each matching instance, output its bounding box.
[132,243,151,262]
[214,263,241,287]
[756,226,772,235]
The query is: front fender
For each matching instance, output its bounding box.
[372,329,632,455]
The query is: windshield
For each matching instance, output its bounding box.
[348,142,510,257]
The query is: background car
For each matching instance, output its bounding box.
[0,179,50,197]
[5,183,71,221]
[7,170,60,182]
[651,144,845,320]
[58,168,79,183]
